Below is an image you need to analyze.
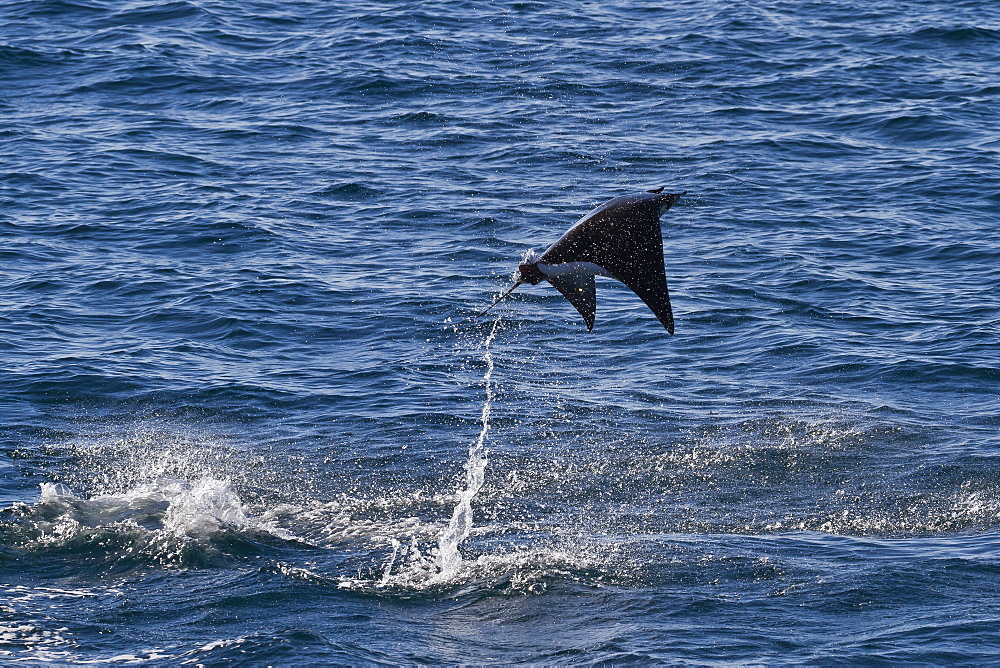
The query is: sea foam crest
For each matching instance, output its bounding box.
[36,477,249,538]
[0,477,293,570]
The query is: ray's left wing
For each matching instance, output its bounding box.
[546,270,597,331]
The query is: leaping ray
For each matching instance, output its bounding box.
[481,189,685,333]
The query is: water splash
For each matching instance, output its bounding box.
[341,317,503,590]
[431,317,500,582]
[31,478,249,539]
[0,476,298,573]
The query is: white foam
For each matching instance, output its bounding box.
[36,477,250,536]
[162,477,249,537]
[8,475,301,571]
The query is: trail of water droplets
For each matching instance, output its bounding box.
[342,317,503,591]
[430,317,500,582]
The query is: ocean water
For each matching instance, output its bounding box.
[2,0,1000,662]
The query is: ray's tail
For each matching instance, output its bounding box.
[478,282,521,317]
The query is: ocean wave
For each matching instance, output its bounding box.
[0,478,296,571]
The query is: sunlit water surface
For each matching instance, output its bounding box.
[2,0,1000,663]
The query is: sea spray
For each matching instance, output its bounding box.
[432,317,501,581]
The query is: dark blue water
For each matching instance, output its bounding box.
[3,0,1000,662]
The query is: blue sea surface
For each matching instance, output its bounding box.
[2,0,1000,662]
